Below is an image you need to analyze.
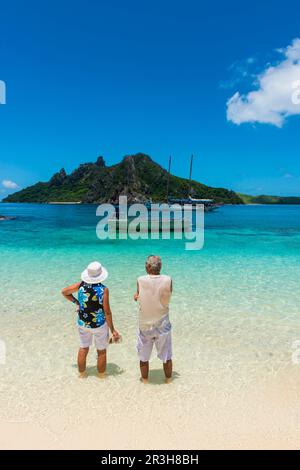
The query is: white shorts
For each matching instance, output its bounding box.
[137,328,172,363]
[78,323,109,350]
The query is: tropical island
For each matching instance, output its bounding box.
[2,154,243,204]
[2,153,300,205]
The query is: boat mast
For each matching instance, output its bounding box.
[188,154,194,197]
[166,155,172,202]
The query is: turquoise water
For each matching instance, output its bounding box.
[1,201,300,368]
[1,203,300,258]
[1,203,299,326]
[1,203,300,445]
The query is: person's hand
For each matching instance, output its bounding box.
[109,330,122,344]
[112,330,120,341]
[133,293,139,301]
[72,299,80,312]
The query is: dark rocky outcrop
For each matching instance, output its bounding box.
[49,168,67,186]
[0,215,16,220]
[96,156,105,167]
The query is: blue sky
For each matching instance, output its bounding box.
[1,0,300,198]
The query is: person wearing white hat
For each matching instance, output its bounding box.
[62,261,120,378]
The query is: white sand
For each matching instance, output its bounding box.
[1,326,300,450]
[1,376,300,450]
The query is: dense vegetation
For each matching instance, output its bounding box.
[238,193,300,205]
[3,153,244,204]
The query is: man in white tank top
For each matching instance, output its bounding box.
[134,255,173,384]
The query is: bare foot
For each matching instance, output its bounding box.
[140,377,149,384]
[78,371,88,379]
[97,372,106,379]
[165,377,172,384]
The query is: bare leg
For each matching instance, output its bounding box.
[163,359,172,383]
[140,361,149,384]
[97,349,107,378]
[78,347,89,377]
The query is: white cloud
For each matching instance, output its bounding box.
[227,38,300,127]
[2,179,19,189]
[219,57,257,90]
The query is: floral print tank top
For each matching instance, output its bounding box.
[77,282,106,329]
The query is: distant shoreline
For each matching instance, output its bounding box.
[48,201,82,205]
[2,201,300,206]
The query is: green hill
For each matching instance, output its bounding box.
[238,193,300,205]
[3,154,243,204]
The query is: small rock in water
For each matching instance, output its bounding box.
[0,215,16,221]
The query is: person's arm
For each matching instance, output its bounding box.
[133,281,139,301]
[103,288,119,339]
[61,282,81,306]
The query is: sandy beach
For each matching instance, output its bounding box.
[1,298,300,450]
[1,355,300,450]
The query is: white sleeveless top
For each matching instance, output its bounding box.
[137,274,172,330]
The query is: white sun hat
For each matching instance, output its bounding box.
[81,261,108,284]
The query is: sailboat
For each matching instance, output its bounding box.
[167,155,220,212]
[108,154,219,234]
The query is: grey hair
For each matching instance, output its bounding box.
[145,255,162,274]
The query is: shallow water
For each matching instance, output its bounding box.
[0,203,300,448]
